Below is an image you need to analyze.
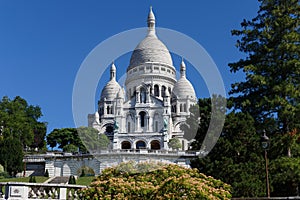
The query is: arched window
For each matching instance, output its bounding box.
[154,85,159,97]
[139,111,146,127]
[107,106,110,114]
[161,86,166,97]
[180,104,183,112]
[121,141,131,149]
[184,104,187,112]
[136,140,146,149]
[150,140,160,150]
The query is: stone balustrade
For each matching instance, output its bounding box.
[21,150,200,177]
[24,150,200,161]
[0,182,86,200]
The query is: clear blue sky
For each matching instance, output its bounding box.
[0,1,260,135]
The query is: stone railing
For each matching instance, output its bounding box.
[24,150,201,160]
[92,149,201,156]
[0,182,86,200]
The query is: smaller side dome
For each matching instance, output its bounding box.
[172,59,196,99]
[100,63,121,101]
[100,80,121,101]
[172,78,196,99]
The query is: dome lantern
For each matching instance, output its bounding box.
[180,58,186,78]
[110,62,116,81]
[147,6,155,34]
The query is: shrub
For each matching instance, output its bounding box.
[80,169,85,177]
[0,164,4,173]
[0,171,10,179]
[68,175,76,184]
[44,169,49,177]
[29,176,36,183]
[78,161,231,199]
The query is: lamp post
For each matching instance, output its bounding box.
[261,130,270,198]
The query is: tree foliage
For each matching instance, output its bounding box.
[0,137,24,176]
[190,105,266,197]
[0,96,47,149]
[168,137,181,150]
[78,161,231,200]
[222,0,300,196]
[47,128,82,151]
[78,126,110,151]
[0,96,46,176]
[229,0,300,134]
[182,95,226,151]
[46,126,110,153]
[188,97,300,197]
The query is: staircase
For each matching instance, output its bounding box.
[47,176,69,184]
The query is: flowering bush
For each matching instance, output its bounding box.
[79,161,231,199]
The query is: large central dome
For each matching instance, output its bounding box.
[127,7,173,71]
[128,34,173,70]
[125,7,177,101]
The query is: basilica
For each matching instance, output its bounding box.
[88,7,197,152]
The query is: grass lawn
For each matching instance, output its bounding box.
[0,176,49,183]
[76,176,95,186]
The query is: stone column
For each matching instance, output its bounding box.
[135,116,139,131]
[147,116,150,131]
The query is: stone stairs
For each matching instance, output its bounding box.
[47,176,69,184]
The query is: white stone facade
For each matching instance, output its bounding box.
[88,7,197,153]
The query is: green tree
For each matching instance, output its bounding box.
[228,0,300,196]
[182,95,226,150]
[78,161,231,199]
[0,96,47,150]
[46,128,86,152]
[229,0,300,137]
[77,126,110,152]
[63,144,78,153]
[192,111,265,197]
[46,126,110,153]
[0,137,24,176]
[168,137,181,150]
[30,122,47,152]
[270,157,300,196]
